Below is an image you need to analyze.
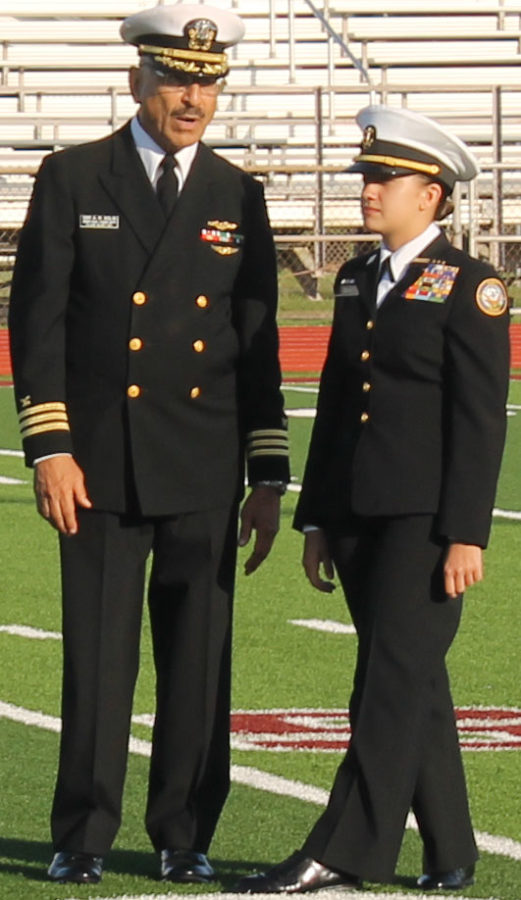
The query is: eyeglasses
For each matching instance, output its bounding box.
[150,68,223,95]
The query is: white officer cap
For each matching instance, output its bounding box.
[121,3,245,79]
[349,105,479,192]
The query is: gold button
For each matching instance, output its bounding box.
[129,338,143,351]
[366,320,375,330]
[127,384,141,399]
[361,412,370,423]
[193,339,206,353]
[190,386,201,399]
[362,381,371,392]
[361,350,370,362]
[196,295,209,309]
[132,291,147,306]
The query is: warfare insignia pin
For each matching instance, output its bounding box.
[208,220,238,231]
[186,19,218,52]
[362,125,376,151]
[475,278,508,317]
[213,247,239,256]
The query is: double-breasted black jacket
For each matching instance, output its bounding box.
[294,233,510,547]
[9,122,289,516]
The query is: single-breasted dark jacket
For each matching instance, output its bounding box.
[294,233,510,547]
[9,122,289,516]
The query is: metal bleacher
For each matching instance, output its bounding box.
[1,0,521,241]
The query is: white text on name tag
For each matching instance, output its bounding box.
[80,214,119,230]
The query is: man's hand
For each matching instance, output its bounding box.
[303,528,336,593]
[444,542,483,598]
[34,456,92,536]
[238,485,281,575]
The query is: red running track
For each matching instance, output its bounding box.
[2,325,521,379]
[279,324,521,377]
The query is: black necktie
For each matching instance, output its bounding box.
[378,255,393,283]
[375,256,394,308]
[156,154,178,218]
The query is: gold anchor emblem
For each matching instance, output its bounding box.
[362,125,376,151]
[186,19,218,52]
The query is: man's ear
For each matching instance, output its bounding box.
[129,66,142,103]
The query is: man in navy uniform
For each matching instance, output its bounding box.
[238,106,509,893]
[9,3,289,886]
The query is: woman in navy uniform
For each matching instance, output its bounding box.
[238,106,510,893]
[9,3,289,886]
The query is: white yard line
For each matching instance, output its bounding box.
[0,624,62,640]
[286,408,317,417]
[0,448,27,484]
[493,508,521,521]
[289,619,357,635]
[0,700,520,869]
[283,385,319,394]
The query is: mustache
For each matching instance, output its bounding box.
[171,107,205,118]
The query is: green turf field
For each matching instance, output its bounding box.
[0,382,520,900]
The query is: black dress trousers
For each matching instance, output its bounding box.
[302,514,478,882]
[52,503,238,855]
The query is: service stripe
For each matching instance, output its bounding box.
[21,422,71,438]
[18,401,67,422]
[247,438,289,448]
[19,412,69,427]
[248,449,290,458]
[247,429,288,439]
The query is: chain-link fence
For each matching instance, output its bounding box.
[1,162,521,324]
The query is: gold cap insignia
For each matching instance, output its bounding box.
[186,19,218,52]
[362,125,376,151]
[475,277,508,317]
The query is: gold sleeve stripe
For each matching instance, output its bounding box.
[247,429,288,438]
[247,438,289,449]
[20,412,69,428]
[21,422,71,439]
[18,401,67,422]
[248,449,290,458]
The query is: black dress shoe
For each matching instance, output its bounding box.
[160,849,216,883]
[417,864,475,891]
[48,851,103,884]
[236,851,360,893]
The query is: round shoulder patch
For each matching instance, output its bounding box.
[475,277,508,317]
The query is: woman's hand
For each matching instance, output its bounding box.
[444,542,483,598]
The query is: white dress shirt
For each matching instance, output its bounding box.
[130,114,199,193]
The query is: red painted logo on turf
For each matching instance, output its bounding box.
[231,708,521,752]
